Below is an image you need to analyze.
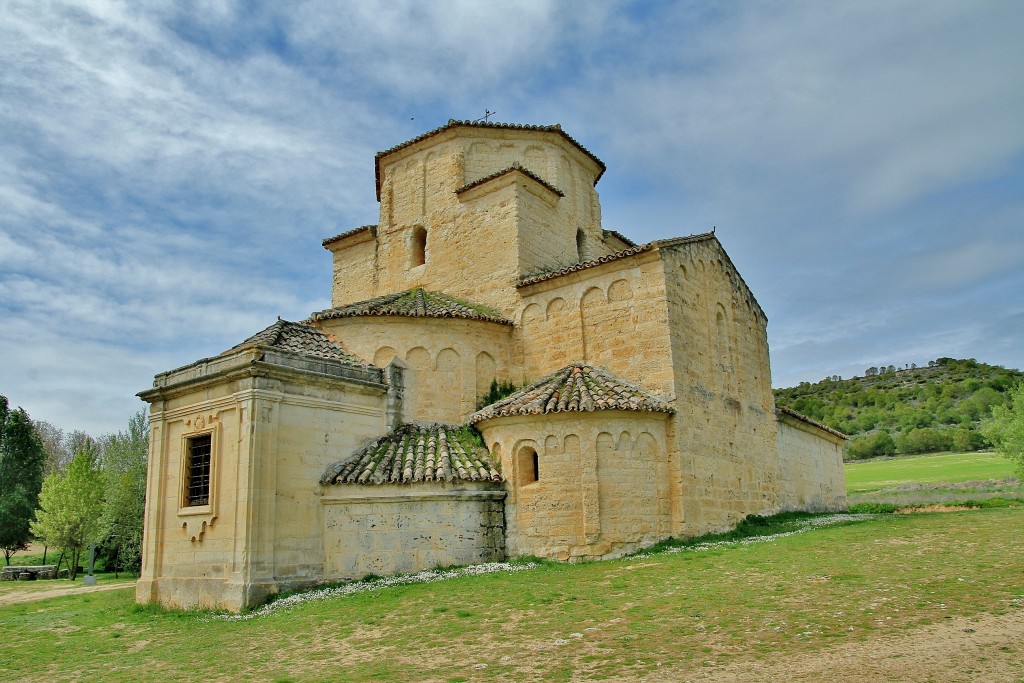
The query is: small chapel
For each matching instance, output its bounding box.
[136,120,847,612]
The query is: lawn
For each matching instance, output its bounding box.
[2,508,1023,682]
[845,450,1019,497]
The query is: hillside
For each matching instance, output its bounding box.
[773,358,1024,459]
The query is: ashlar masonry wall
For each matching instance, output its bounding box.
[660,240,782,536]
[776,413,847,512]
[321,483,505,579]
[315,316,513,423]
[327,127,606,318]
[478,411,672,561]
[137,351,388,611]
[515,252,675,398]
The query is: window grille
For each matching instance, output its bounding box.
[186,434,212,506]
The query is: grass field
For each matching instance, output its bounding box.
[3,508,1023,682]
[844,451,1022,507]
[845,451,1017,494]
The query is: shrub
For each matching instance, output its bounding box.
[847,431,896,459]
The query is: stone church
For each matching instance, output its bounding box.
[136,120,847,612]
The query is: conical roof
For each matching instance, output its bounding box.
[308,288,511,325]
[470,363,673,424]
[320,423,503,485]
[221,319,368,366]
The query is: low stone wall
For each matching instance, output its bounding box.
[776,411,848,512]
[0,565,65,580]
[322,483,506,580]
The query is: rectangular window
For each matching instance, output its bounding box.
[185,434,212,506]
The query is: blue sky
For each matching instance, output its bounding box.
[2,1,1023,436]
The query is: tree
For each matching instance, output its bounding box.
[846,431,896,459]
[983,383,1024,476]
[99,411,148,574]
[33,419,70,475]
[31,442,105,579]
[0,395,47,565]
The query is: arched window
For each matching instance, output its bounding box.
[576,228,585,261]
[517,446,539,485]
[411,226,427,267]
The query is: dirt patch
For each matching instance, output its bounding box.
[0,582,134,607]
[643,609,1024,683]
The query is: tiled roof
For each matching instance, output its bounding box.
[323,225,376,248]
[375,120,606,199]
[518,232,715,287]
[221,319,368,365]
[776,406,848,440]
[470,363,673,424]
[456,163,564,198]
[320,423,503,485]
[308,288,513,325]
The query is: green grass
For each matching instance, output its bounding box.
[845,450,1018,494]
[3,508,1023,682]
[844,450,1023,508]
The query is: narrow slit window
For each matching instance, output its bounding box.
[411,227,427,267]
[185,434,212,506]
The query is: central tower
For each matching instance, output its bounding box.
[323,120,608,316]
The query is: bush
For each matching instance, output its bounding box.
[847,431,896,459]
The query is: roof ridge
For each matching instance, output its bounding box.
[455,163,565,198]
[322,225,376,248]
[374,120,605,200]
[517,231,717,288]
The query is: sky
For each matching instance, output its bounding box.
[2,0,1023,436]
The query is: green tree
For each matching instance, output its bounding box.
[0,395,47,565]
[983,383,1024,476]
[99,411,148,574]
[31,442,105,579]
[846,431,896,459]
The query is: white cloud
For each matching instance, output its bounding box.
[1,0,1022,433]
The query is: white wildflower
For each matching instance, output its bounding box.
[213,561,538,621]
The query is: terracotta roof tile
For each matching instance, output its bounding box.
[321,423,503,485]
[308,288,512,325]
[322,225,376,248]
[455,163,564,198]
[221,319,369,366]
[375,120,606,200]
[470,363,673,424]
[518,232,715,287]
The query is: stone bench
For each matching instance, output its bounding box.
[0,565,59,581]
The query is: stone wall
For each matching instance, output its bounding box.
[327,228,378,307]
[316,316,513,423]
[515,252,675,397]
[478,411,671,561]
[322,484,505,579]
[327,127,604,317]
[776,412,848,512]
[660,240,782,536]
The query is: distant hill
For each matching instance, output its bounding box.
[773,358,1024,459]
